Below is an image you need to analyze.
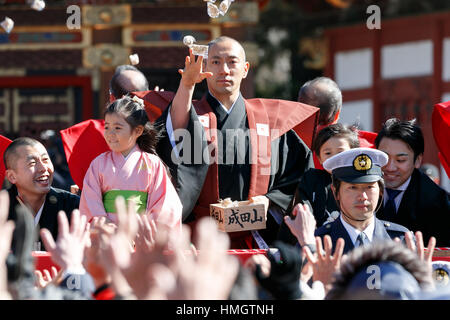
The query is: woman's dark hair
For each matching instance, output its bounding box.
[312,123,360,156]
[104,95,159,155]
[326,241,433,300]
[374,118,424,161]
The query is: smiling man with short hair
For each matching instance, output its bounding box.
[4,137,80,252]
[375,118,450,246]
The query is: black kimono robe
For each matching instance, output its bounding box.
[7,185,80,252]
[156,92,314,248]
[278,168,340,245]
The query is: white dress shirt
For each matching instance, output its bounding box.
[34,201,45,227]
[340,214,375,246]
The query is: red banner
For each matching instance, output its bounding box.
[32,248,450,273]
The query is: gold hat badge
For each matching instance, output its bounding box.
[353,154,372,171]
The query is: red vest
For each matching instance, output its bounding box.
[60,91,318,249]
[190,97,319,248]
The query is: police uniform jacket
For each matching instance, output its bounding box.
[315,215,410,254]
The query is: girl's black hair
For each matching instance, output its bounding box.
[312,123,360,156]
[104,95,160,155]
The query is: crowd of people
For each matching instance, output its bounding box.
[0,36,449,301]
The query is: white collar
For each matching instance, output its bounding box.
[16,193,46,227]
[208,91,237,114]
[34,201,45,227]
[340,214,375,245]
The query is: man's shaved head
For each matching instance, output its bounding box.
[4,137,41,170]
[4,137,54,197]
[109,65,149,99]
[207,36,246,62]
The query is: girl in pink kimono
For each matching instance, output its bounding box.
[79,96,182,233]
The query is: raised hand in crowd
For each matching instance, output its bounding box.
[111,217,238,300]
[40,210,90,273]
[95,196,180,299]
[297,254,326,299]
[284,203,316,247]
[325,240,436,300]
[248,241,303,300]
[39,209,94,298]
[0,190,15,300]
[95,196,239,300]
[34,267,61,290]
[95,197,138,299]
[244,253,271,278]
[393,230,436,285]
[134,214,158,253]
[404,231,436,287]
[167,218,239,300]
[404,231,436,266]
[303,235,345,294]
[83,216,116,295]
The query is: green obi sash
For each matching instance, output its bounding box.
[102,190,148,214]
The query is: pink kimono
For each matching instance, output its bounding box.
[79,145,182,234]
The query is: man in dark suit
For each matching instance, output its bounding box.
[3,137,80,252]
[286,148,411,254]
[375,118,450,246]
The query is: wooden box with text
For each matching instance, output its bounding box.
[210,197,268,232]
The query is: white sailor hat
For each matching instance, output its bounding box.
[323,147,388,183]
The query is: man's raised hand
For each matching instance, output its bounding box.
[284,203,316,247]
[178,48,213,88]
